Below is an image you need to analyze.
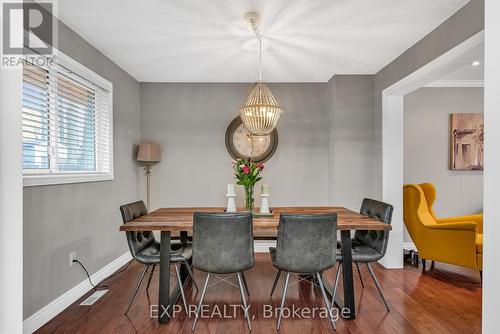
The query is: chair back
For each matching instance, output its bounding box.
[419,183,440,221]
[192,212,254,274]
[119,201,155,260]
[275,213,337,273]
[403,184,439,250]
[353,198,394,256]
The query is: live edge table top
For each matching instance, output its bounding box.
[119,206,391,233]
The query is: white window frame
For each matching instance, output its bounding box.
[23,49,114,187]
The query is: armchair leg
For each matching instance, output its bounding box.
[192,274,211,331]
[270,270,282,297]
[366,263,390,312]
[355,262,364,288]
[241,271,250,296]
[183,260,199,292]
[146,264,155,293]
[277,272,290,330]
[174,264,189,314]
[316,272,336,331]
[125,265,149,315]
[331,262,341,306]
[237,273,252,331]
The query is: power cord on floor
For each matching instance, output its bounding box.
[72,259,132,291]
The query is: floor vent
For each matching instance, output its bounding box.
[79,290,108,306]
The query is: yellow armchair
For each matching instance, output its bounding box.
[419,182,483,234]
[403,183,482,276]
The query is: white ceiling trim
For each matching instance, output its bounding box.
[425,79,484,87]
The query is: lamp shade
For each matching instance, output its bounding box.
[239,82,284,135]
[137,142,161,162]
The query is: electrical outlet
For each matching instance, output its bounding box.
[69,251,77,267]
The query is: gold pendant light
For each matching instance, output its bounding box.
[239,12,284,136]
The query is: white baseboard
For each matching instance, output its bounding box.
[403,242,417,251]
[254,240,276,253]
[23,252,132,334]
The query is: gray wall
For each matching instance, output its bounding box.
[329,75,376,208]
[373,0,484,197]
[140,77,375,210]
[140,83,331,208]
[403,87,483,241]
[23,22,141,318]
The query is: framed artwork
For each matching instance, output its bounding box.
[450,113,484,170]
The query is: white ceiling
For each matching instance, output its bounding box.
[440,57,484,81]
[58,0,470,82]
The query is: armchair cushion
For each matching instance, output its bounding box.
[426,221,477,231]
[438,214,483,234]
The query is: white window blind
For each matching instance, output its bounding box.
[22,52,113,186]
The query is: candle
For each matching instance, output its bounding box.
[227,183,236,196]
[261,184,269,195]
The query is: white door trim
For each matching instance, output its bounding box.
[380,31,484,269]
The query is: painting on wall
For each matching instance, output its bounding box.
[450,113,484,170]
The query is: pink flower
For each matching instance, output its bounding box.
[257,162,264,171]
[242,166,251,174]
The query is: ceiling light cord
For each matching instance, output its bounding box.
[250,19,263,82]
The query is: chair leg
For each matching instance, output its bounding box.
[237,272,252,331]
[192,274,211,331]
[421,259,426,272]
[146,264,155,293]
[331,262,341,306]
[270,269,282,297]
[241,271,250,297]
[355,262,364,288]
[125,265,149,315]
[316,272,336,331]
[366,263,390,312]
[480,271,483,283]
[183,260,199,292]
[174,264,189,314]
[277,272,290,331]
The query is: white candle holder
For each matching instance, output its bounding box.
[226,195,237,212]
[226,183,237,212]
[260,193,270,214]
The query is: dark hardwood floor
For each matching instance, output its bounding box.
[35,254,482,334]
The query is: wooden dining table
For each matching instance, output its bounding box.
[119,206,391,323]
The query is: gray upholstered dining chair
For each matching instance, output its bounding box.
[191,212,254,331]
[332,198,393,312]
[120,201,198,315]
[269,213,337,331]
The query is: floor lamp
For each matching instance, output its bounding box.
[137,142,161,210]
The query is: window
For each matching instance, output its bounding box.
[22,52,113,186]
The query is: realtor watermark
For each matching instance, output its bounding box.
[1,0,57,68]
[150,304,351,321]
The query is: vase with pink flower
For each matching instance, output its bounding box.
[233,159,264,211]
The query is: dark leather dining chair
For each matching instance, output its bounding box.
[269,213,337,331]
[119,201,197,315]
[332,198,393,312]
[191,212,254,331]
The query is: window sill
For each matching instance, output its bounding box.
[23,172,113,187]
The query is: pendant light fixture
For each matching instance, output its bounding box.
[239,12,284,136]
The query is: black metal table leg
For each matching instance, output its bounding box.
[158,231,191,323]
[319,231,356,320]
[159,231,172,322]
[338,230,355,319]
[179,231,189,281]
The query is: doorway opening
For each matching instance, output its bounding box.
[380,31,484,269]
